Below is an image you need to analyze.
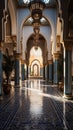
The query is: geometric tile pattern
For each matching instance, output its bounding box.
[0,79,73,130]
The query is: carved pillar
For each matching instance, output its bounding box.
[53,53,59,84]
[21,59,25,81]
[0,43,3,96]
[15,53,21,87]
[63,42,73,99]
[48,60,53,83]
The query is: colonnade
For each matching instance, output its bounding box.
[0,41,73,99]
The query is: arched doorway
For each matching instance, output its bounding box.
[33,64,39,76]
[31,60,40,76]
[29,46,43,77]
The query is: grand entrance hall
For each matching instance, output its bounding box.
[0,0,73,130]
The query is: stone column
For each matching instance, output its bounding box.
[0,0,5,96]
[47,63,49,81]
[26,65,28,79]
[15,53,21,87]
[63,43,73,99]
[0,43,3,96]
[43,65,45,80]
[45,64,48,81]
[21,59,25,81]
[53,53,59,84]
[48,60,53,83]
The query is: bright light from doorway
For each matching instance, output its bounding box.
[29,46,43,76]
[29,46,43,65]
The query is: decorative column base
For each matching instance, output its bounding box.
[63,94,73,100]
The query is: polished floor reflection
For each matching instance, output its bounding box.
[0,79,73,130]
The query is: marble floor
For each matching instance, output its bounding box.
[0,79,73,130]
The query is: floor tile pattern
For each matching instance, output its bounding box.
[0,79,73,130]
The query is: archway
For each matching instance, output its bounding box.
[29,47,43,77]
[33,64,39,76]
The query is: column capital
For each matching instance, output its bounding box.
[48,59,53,64]
[63,39,73,50]
[53,53,60,60]
[15,53,22,60]
[21,59,26,64]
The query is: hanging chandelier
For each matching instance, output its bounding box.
[29,0,45,49]
[29,0,45,22]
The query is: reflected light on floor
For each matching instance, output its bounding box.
[24,80,43,118]
[39,92,63,102]
[29,92,43,117]
[63,101,67,130]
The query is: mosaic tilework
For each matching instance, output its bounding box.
[0,79,73,130]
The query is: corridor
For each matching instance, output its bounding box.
[0,79,73,130]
